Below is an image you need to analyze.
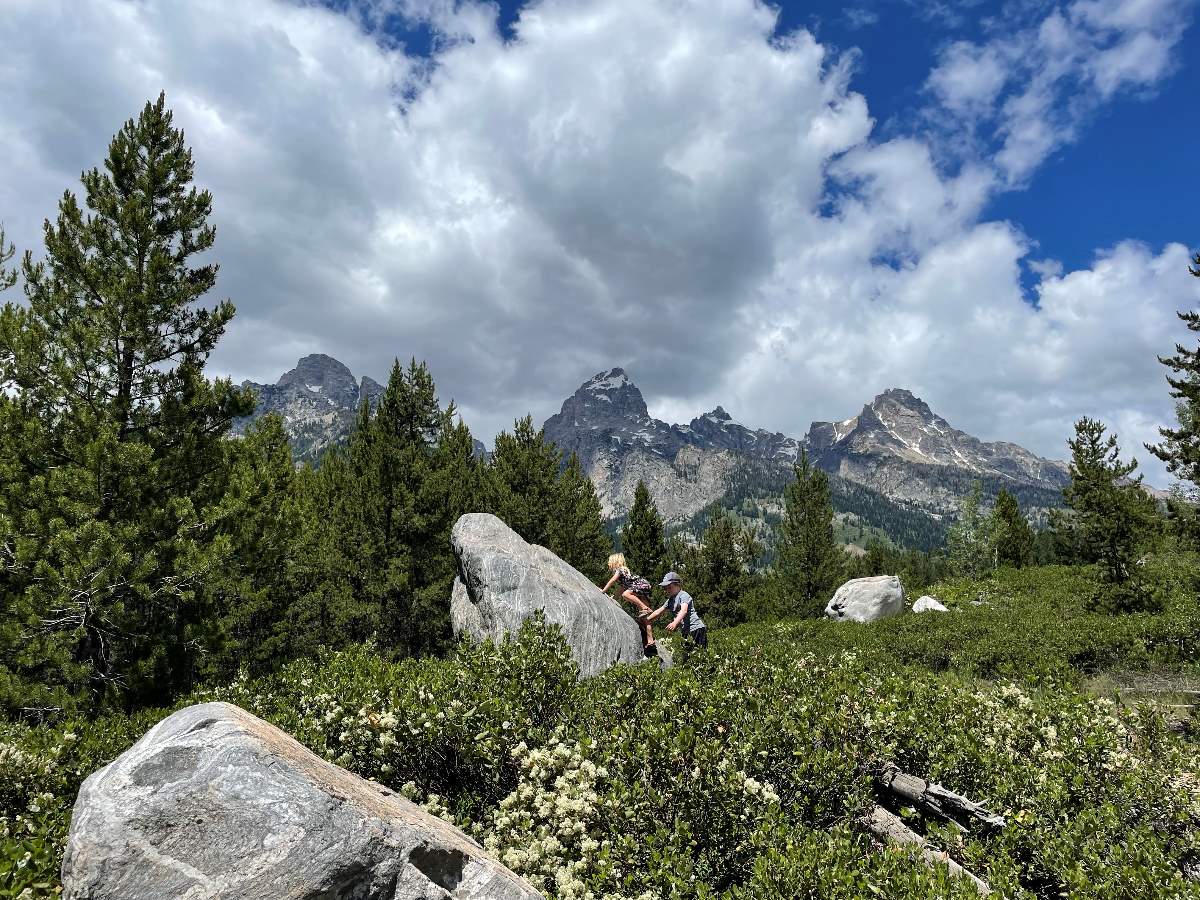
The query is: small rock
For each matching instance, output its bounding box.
[61,702,543,900]
[913,595,949,613]
[825,575,905,623]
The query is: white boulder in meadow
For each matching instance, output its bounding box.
[61,701,543,900]
[913,595,950,613]
[825,575,906,623]
[450,513,646,677]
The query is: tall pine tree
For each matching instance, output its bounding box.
[669,509,762,627]
[1065,418,1160,611]
[552,453,612,581]
[622,480,667,582]
[1146,251,1200,543]
[990,487,1034,568]
[0,95,255,710]
[773,450,842,618]
[488,415,562,548]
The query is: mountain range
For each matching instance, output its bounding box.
[236,357,1073,548]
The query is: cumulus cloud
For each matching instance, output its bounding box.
[925,0,1193,183]
[0,0,1196,483]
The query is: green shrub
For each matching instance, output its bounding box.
[4,585,1200,899]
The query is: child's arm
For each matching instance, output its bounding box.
[666,600,689,632]
[600,571,620,593]
[644,604,667,622]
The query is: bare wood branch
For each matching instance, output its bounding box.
[877,764,1007,833]
[861,804,991,896]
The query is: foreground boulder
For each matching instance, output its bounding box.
[825,575,905,623]
[62,702,542,900]
[913,595,950,613]
[451,513,645,677]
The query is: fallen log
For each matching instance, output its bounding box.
[862,804,991,896]
[877,764,1007,833]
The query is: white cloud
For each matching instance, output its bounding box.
[0,0,1196,485]
[925,0,1192,183]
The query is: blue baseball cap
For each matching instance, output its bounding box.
[659,571,682,587]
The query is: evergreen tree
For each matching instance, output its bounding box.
[773,450,842,618]
[314,359,462,657]
[1065,418,1161,611]
[947,482,993,579]
[0,226,15,293]
[551,453,612,581]
[990,487,1034,568]
[670,509,762,627]
[488,415,562,548]
[1146,252,1200,543]
[0,95,255,710]
[621,481,667,582]
[209,414,299,677]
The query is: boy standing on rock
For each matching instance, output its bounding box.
[644,572,707,649]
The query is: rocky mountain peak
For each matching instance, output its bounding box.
[274,354,360,406]
[703,406,733,422]
[564,368,651,421]
[869,388,937,420]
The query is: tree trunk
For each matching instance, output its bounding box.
[876,764,1007,833]
[861,804,991,896]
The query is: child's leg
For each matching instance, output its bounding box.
[621,591,655,646]
[621,590,651,613]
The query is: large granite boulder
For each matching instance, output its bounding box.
[913,595,949,613]
[824,575,905,623]
[451,513,645,677]
[62,701,542,900]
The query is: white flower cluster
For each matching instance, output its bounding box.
[479,734,614,900]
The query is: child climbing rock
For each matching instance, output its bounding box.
[599,553,658,656]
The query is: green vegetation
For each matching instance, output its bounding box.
[771,451,842,619]
[6,559,1200,898]
[621,481,668,580]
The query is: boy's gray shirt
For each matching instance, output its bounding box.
[666,589,706,634]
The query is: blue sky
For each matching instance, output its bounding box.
[1,0,1197,481]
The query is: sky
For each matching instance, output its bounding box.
[0,0,1197,483]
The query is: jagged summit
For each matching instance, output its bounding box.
[274,354,361,406]
[235,355,384,463]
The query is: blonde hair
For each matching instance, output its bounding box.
[607,553,627,571]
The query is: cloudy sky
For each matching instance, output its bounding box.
[1,0,1197,481]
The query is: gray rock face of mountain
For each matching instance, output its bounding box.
[61,701,543,900]
[543,370,800,522]
[678,406,801,462]
[450,513,645,677]
[235,355,489,464]
[807,388,1070,514]
[543,373,1071,535]
[234,354,382,463]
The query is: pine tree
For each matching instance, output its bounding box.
[551,453,612,581]
[0,95,255,710]
[1146,252,1200,543]
[315,359,460,657]
[1065,418,1161,611]
[990,487,1034,568]
[208,414,299,677]
[0,226,15,293]
[488,415,562,548]
[671,509,762,627]
[621,481,667,582]
[947,482,993,579]
[773,450,842,617]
